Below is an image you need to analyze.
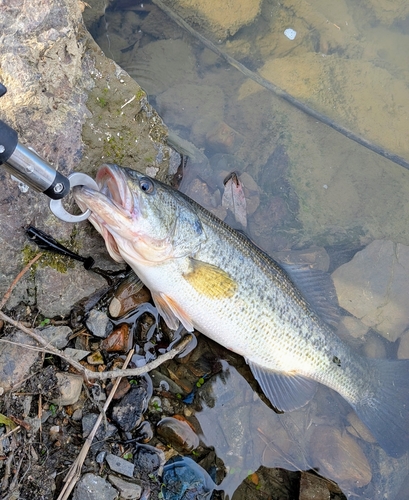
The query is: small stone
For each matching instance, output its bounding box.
[87,351,105,365]
[73,473,117,500]
[86,309,113,338]
[106,453,135,478]
[40,325,71,349]
[52,373,83,406]
[133,444,165,478]
[96,451,107,464]
[101,324,132,353]
[157,416,200,453]
[72,408,83,421]
[310,426,372,488]
[108,475,142,499]
[107,378,131,400]
[111,384,150,432]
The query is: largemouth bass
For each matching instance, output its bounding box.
[74,164,409,457]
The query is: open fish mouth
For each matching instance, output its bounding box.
[95,164,135,215]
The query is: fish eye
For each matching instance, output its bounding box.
[139,177,154,194]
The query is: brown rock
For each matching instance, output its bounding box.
[101,324,132,353]
[206,122,243,153]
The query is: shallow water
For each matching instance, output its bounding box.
[87,1,409,498]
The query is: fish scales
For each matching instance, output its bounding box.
[74,164,409,457]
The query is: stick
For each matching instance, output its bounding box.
[57,350,134,500]
[0,310,192,382]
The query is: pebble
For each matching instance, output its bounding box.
[157,416,200,453]
[310,425,372,488]
[111,384,151,432]
[108,475,142,500]
[101,324,132,353]
[132,444,165,478]
[52,372,83,406]
[86,309,113,338]
[87,350,105,365]
[73,473,117,500]
[63,347,90,361]
[40,325,71,349]
[106,453,135,478]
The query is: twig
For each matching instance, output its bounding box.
[57,349,134,500]
[0,310,192,381]
[0,253,43,310]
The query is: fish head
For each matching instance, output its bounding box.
[73,164,206,266]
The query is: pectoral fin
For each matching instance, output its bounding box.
[248,361,317,411]
[183,258,237,299]
[152,291,194,332]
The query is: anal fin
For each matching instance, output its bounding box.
[151,291,194,332]
[248,361,317,411]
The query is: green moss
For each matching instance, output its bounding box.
[96,96,108,108]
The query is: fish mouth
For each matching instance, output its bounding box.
[96,164,135,215]
[73,164,140,263]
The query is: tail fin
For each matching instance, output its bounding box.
[353,358,409,457]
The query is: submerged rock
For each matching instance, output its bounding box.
[157,416,200,453]
[332,240,409,341]
[161,456,216,500]
[133,444,166,478]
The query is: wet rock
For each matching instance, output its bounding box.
[109,273,151,318]
[108,377,131,400]
[133,444,166,478]
[363,333,387,359]
[86,310,113,338]
[332,240,409,341]
[0,330,40,392]
[167,0,262,40]
[40,325,71,349]
[310,426,372,488]
[161,456,216,500]
[101,324,133,353]
[157,416,200,453]
[52,372,83,406]
[73,473,117,500]
[346,412,376,444]
[150,370,184,395]
[106,453,135,478]
[274,246,330,272]
[299,472,330,500]
[111,383,151,432]
[206,121,243,154]
[336,316,369,341]
[108,475,142,500]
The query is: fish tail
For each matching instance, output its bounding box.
[352,358,409,457]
